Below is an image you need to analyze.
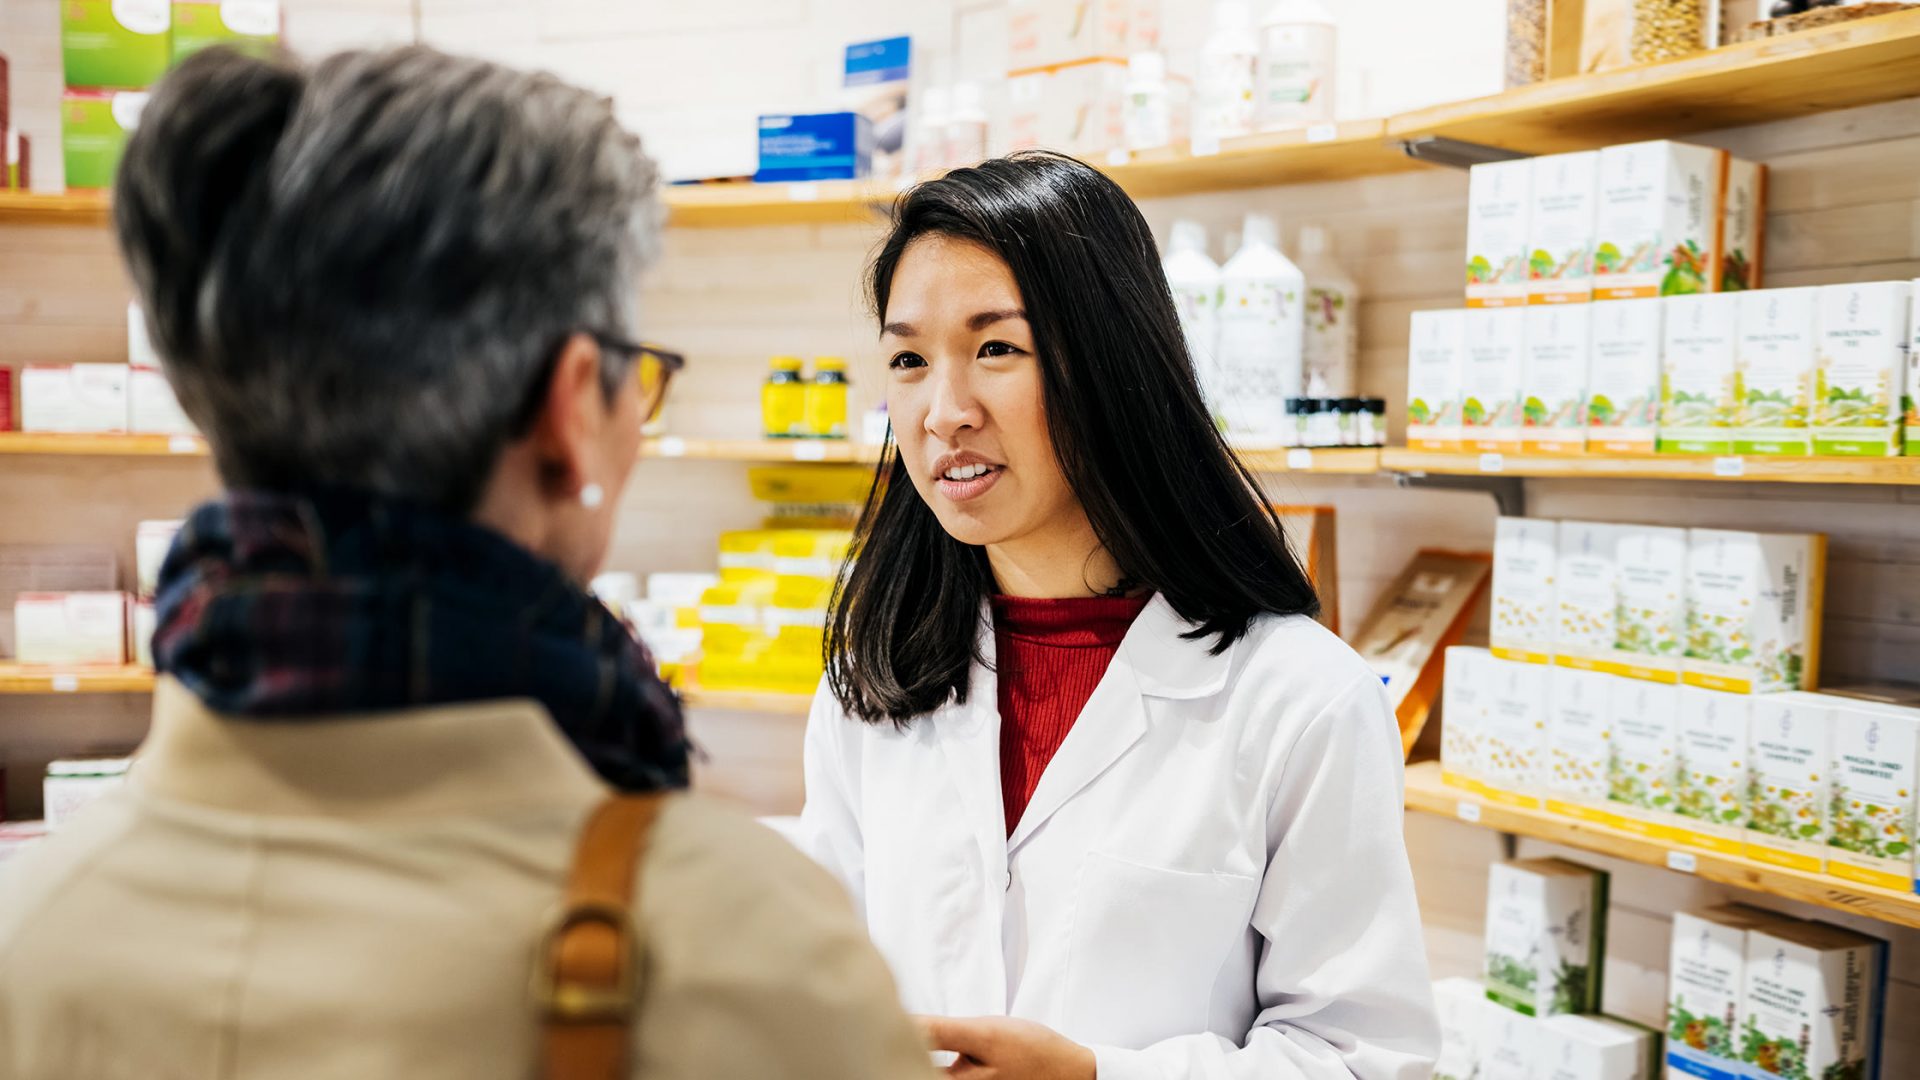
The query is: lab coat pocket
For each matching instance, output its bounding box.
[1062,851,1258,1049]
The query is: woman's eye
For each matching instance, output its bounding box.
[888,351,926,371]
[980,341,1022,358]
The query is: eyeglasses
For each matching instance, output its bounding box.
[511,332,686,435]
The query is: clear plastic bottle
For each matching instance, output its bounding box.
[1162,219,1223,424]
[1255,0,1337,131]
[1124,52,1172,153]
[1214,212,1305,447]
[1194,0,1257,150]
[946,82,989,168]
[1295,224,1359,398]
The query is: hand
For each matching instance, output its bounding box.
[917,1015,1096,1080]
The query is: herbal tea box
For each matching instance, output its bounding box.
[1433,978,1489,1080]
[1659,294,1740,455]
[1594,140,1735,301]
[1483,857,1608,1018]
[1537,1014,1659,1080]
[1666,905,1784,1080]
[1443,645,1493,790]
[1522,304,1591,453]
[1607,676,1680,838]
[1740,921,1885,1080]
[1610,524,1687,681]
[1671,686,1751,855]
[1825,698,1918,892]
[171,0,281,63]
[1814,280,1913,457]
[1467,158,1532,308]
[1906,281,1920,456]
[1735,287,1818,456]
[1528,151,1600,306]
[1464,307,1527,450]
[61,89,147,190]
[1720,159,1766,293]
[1745,693,1831,872]
[1555,521,1620,667]
[61,0,169,90]
[1479,999,1546,1080]
[1586,297,1663,453]
[1483,657,1550,807]
[1682,529,1825,695]
[1544,665,1613,821]
[1408,309,1467,450]
[1492,516,1557,663]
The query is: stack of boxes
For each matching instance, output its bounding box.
[1006,0,1162,161]
[3,518,180,671]
[17,305,197,436]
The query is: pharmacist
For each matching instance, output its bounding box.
[798,153,1437,1080]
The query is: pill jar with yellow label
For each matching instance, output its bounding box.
[762,356,806,438]
[805,356,850,439]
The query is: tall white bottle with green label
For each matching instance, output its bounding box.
[1163,220,1224,427]
[1215,212,1305,446]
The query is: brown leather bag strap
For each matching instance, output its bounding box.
[536,793,669,1080]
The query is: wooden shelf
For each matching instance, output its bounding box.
[0,189,110,225]
[0,431,209,456]
[678,687,812,715]
[1380,448,1920,486]
[1237,447,1383,475]
[0,665,156,694]
[1107,118,1414,198]
[663,181,901,227]
[642,436,882,464]
[1405,761,1920,929]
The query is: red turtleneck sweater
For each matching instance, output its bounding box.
[991,593,1153,837]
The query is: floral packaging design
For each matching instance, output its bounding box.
[1666,905,1786,1080]
[1813,280,1913,457]
[1442,645,1494,791]
[1739,921,1885,1080]
[1745,693,1832,874]
[1432,977,1489,1080]
[1483,656,1551,808]
[1544,665,1613,823]
[1482,857,1609,1018]
[1407,309,1468,450]
[1671,686,1752,856]
[1658,293,1740,455]
[1464,307,1528,451]
[1610,524,1688,682]
[1467,158,1533,308]
[1554,521,1620,668]
[1682,528,1826,695]
[1586,297,1663,453]
[1521,304,1591,453]
[1492,516,1558,664]
[1606,676,1680,839]
[1734,286,1818,456]
[1526,151,1600,306]
[1825,698,1918,893]
[1537,1014,1660,1080]
[1594,140,1758,301]
[1906,280,1920,457]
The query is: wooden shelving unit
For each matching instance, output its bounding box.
[1380,448,1920,487]
[662,180,902,228]
[0,432,209,456]
[0,431,878,466]
[678,687,812,716]
[0,664,156,694]
[0,189,110,225]
[1237,447,1383,475]
[1405,761,1920,929]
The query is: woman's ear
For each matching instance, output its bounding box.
[530,332,607,499]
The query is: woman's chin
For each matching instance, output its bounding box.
[930,506,1015,549]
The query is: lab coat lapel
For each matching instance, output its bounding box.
[931,616,1013,1015]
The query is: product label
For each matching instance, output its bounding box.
[1721,161,1763,292]
[62,0,171,90]
[1660,295,1739,455]
[1408,309,1466,448]
[1608,679,1679,834]
[1484,659,1549,805]
[1468,160,1532,307]
[1464,308,1527,448]
[1595,142,1719,300]
[1587,297,1663,452]
[1827,705,1918,890]
[1304,282,1356,396]
[1216,272,1303,445]
[1528,152,1599,305]
[1522,305,1590,453]
[1612,527,1687,670]
[1672,688,1751,854]
[1745,696,1830,871]
[1484,865,1599,1017]
[1683,530,1816,695]
[1742,935,1875,1080]
[1814,281,1913,456]
[1735,288,1817,455]
[1254,22,1334,127]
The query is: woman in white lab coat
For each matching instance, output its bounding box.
[800,152,1438,1080]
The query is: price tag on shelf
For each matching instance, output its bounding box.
[51,674,79,693]
[787,183,821,202]
[655,436,686,458]
[1106,148,1131,167]
[168,436,198,455]
[794,442,829,462]
[1191,135,1221,158]
[1713,456,1746,478]
[1456,801,1482,824]
[1286,449,1314,470]
[1478,452,1505,473]
[1305,123,1339,144]
[1665,850,1698,874]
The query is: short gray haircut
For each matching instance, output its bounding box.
[114,45,662,512]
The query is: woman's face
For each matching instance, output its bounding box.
[882,235,1081,550]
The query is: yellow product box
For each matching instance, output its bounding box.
[716,531,779,588]
[1744,692,1831,873]
[1553,521,1621,669]
[1669,685,1752,855]
[1480,656,1549,809]
[1441,645,1493,793]
[1681,528,1825,695]
[1824,696,1918,893]
[1605,676,1681,839]
[1543,664,1613,824]
[1491,516,1556,665]
[1608,524,1688,683]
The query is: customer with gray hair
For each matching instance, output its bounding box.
[0,45,933,1080]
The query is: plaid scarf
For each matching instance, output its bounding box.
[153,489,691,792]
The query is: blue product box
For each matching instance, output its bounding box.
[755,111,873,183]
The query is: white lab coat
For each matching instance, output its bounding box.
[799,595,1439,1080]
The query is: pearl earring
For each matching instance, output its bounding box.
[579,482,605,509]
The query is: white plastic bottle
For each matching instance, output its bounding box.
[1255,0,1337,131]
[1162,220,1223,421]
[1123,52,1172,153]
[1194,0,1257,151]
[1296,224,1359,397]
[912,86,950,175]
[946,82,989,167]
[1215,213,1305,446]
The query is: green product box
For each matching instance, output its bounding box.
[62,0,171,90]
[62,90,147,189]
[172,1,281,63]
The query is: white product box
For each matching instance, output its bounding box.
[1544,664,1613,819]
[1433,977,1489,1080]
[1594,140,1753,301]
[1480,998,1545,1080]
[14,591,129,665]
[128,302,160,369]
[1907,280,1920,457]
[1554,521,1620,665]
[1484,656,1550,807]
[1670,685,1752,855]
[1522,304,1591,453]
[1682,528,1825,695]
[1745,692,1832,873]
[1610,524,1688,681]
[1607,676,1681,838]
[1537,1013,1658,1080]
[20,364,130,434]
[1722,158,1766,293]
[1667,905,1786,1080]
[1483,857,1609,1017]
[1006,59,1127,157]
[135,518,182,598]
[1658,294,1740,454]
[1492,516,1557,663]
[1586,297,1664,453]
[1740,921,1885,1080]
[131,598,155,669]
[1825,698,1918,893]
[1407,308,1467,450]
[44,756,132,829]
[1467,158,1533,308]
[1464,306,1528,451]
[1813,280,1913,457]
[1734,287,1818,456]
[1442,645,1493,789]
[1527,151,1601,306]
[129,367,195,435]
[1007,0,1132,72]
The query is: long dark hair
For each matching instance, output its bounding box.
[827,151,1318,726]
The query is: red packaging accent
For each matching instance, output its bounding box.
[0,367,13,431]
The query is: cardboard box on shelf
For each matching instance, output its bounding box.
[1553,521,1620,668]
[135,520,182,599]
[1543,664,1613,823]
[1594,140,1759,301]
[1609,523,1688,682]
[62,0,170,89]
[1407,308,1467,450]
[1526,151,1600,306]
[1585,297,1663,453]
[0,546,118,659]
[1734,286,1818,456]
[1441,645,1493,791]
[1483,857,1609,1018]
[1740,920,1886,1080]
[44,757,133,829]
[1006,59,1128,158]
[1007,0,1133,72]
[1666,904,1790,1080]
[1824,696,1918,894]
[171,0,281,63]
[61,89,148,190]
[1606,675,1681,838]
[1482,656,1550,808]
[1682,528,1825,694]
[1479,998,1545,1080]
[1658,293,1740,455]
[754,112,872,183]
[1464,307,1528,451]
[1670,685,1752,855]
[1348,549,1492,755]
[1744,693,1833,873]
[1466,158,1533,308]
[1536,1013,1659,1080]
[1491,516,1557,663]
[21,364,129,434]
[1813,280,1912,457]
[1432,977,1489,1080]
[1521,304,1591,453]
[1722,158,1766,292]
[14,591,130,666]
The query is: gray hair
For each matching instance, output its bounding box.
[114,45,662,512]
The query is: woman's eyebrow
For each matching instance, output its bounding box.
[967,309,1027,331]
[881,320,916,338]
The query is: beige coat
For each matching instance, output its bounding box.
[0,678,934,1080]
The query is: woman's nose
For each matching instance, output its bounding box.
[924,364,984,438]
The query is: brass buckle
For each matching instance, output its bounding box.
[531,898,639,1023]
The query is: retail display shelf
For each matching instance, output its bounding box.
[1404,761,1920,930]
[1236,447,1383,474]
[8,12,1920,230]
[0,664,156,694]
[677,687,813,716]
[642,437,883,464]
[0,432,209,456]
[1381,448,1920,486]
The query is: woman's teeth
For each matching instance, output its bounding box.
[943,464,993,481]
